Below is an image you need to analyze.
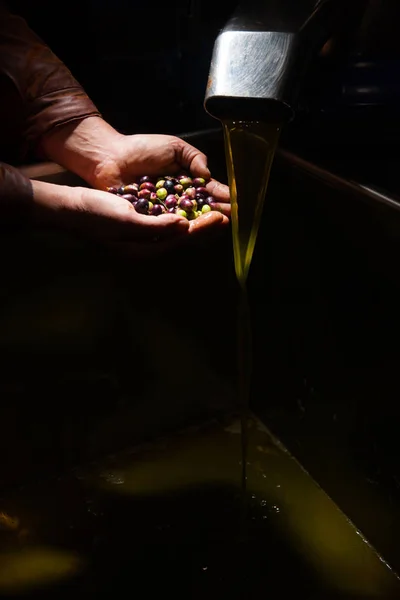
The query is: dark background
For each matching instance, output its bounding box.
[4,0,400,577]
[6,0,238,135]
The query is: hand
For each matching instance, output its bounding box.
[31,180,191,256]
[93,133,231,238]
[40,119,231,246]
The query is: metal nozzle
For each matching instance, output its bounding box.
[204,0,366,123]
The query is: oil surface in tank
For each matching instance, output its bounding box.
[0,415,398,599]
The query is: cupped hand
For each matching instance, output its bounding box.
[70,186,189,243]
[93,133,231,236]
[70,187,229,257]
[32,180,193,256]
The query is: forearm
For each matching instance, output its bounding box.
[38,116,124,189]
[0,4,101,162]
[0,160,74,228]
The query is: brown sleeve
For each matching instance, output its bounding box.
[0,161,34,227]
[0,4,101,157]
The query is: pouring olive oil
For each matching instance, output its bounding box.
[222,120,281,286]
[222,120,282,508]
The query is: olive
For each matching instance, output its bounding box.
[163,180,175,193]
[165,195,177,209]
[179,176,193,189]
[135,199,149,214]
[196,197,205,209]
[156,188,168,201]
[123,184,139,195]
[180,199,194,213]
[185,187,196,199]
[139,176,154,184]
[151,204,164,216]
[121,194,136,203]
[195,187,208,197]
[140,181,156,193]
[192,177,206,188]
[138,189,151,200]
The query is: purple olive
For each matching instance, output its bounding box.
[151,203,164,216]
[106,186,119,194]
[163,180,175,193]
[174,184,183,194]
[139,175,154,184]
[140,181,156,193]
[185,187,196,199]
[121,194,136,203]
[192,177,206,188]
[180,199,194,212]
[135,199,149,214]
[123,184,139,195]
[165,194,177,209]
[195,186,208,197]
[117,186,125,195]
[138,189,151,200]
[150,192,158,203]
[168,207,176,213]
[196,196,205,208]
[206,196,214,205]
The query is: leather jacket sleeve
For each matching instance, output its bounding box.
[0,4,101,158]
[0,2,101,225]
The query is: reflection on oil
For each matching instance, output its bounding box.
[0,414,398,598]
[0,548,82,594]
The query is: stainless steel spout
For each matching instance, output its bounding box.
[204,0,367,123]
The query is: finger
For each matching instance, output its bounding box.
[107,213,228,259]
[125,208,189,240]
[177,141,211,179]
[188,211,229,235]
[206,179,230,203]
[210,201,231,217]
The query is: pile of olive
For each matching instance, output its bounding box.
[107,174,217,220]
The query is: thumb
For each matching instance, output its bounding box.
[190,153,211,179]
[178,141,211,179]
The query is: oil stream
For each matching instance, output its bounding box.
[222,119,282,508]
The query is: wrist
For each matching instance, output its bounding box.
[31,179,77,226]
[38,117,124,189]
